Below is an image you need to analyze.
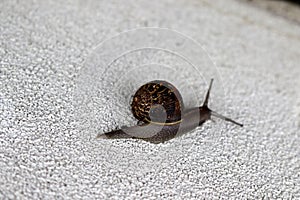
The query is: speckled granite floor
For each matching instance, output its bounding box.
[0,0,299,199]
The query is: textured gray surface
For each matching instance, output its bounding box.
[1,0,300,199]
[240,0,300,25]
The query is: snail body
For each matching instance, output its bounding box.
[98,79,243,143]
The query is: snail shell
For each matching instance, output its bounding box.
[131,80,184,124]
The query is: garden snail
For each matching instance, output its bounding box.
[98,79,243,143]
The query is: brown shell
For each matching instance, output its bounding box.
[131,80,184,124]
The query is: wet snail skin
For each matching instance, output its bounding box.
[98,79,243,143]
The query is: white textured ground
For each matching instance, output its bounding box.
[1,0,300,199]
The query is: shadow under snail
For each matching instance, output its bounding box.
[98,79,243,143]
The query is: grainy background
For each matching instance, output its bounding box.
[0,0,300,199]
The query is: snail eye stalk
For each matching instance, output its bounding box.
[202,78,214,107]
[202,78,243,127]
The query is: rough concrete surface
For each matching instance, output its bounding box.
[0,0,300,199]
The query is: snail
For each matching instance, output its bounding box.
[97,79,243,143]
